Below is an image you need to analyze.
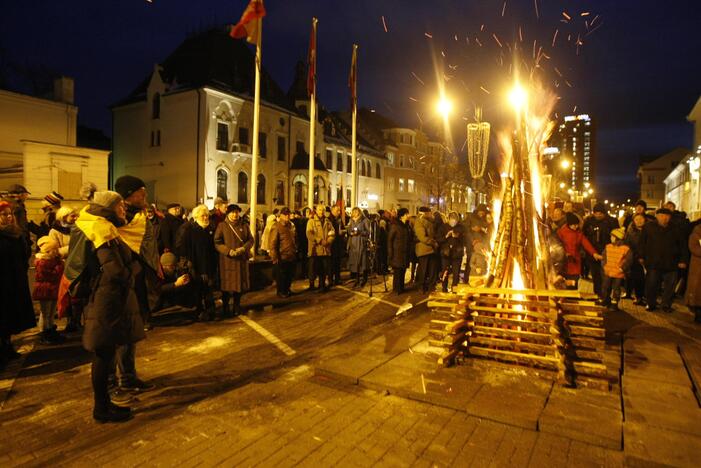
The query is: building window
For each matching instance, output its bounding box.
[237,171,248,203]
[387,177,394,191]
[257,174,266,204]
[314,176,325,204]
[346,188,351,207]
[296,141,305,155]
[647,175,655,184]
[152,93,160,119]
[361,160,366,176]
[367,161,373,178]
[399,155,404,167]
[408,179,415,193]
[346,155,352,173]
[337,151,343,172]
[387,152,394,166]
[336,186,342,203]
[259,132,267,158]
[275,180,285,205]
[239,127,249,145]
[150,130,161,147]
[216,169,228,200]
[326,149,333,169]
[399,178,405,192]
[277,136,286,161]
[376,163,381,179]
[216,123,229,151]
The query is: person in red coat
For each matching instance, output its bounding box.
[557,213,603,290]
[33,237,66,344]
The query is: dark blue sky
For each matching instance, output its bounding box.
[1,1,699,201]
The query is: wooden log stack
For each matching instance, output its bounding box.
[427,286,611,390]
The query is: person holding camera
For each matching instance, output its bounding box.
[437,211,465,293]
[214,204,253,316]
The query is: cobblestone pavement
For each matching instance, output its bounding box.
[0,275,699,467]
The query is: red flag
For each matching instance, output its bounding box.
[230,0,266,45]
[307,18,318,98]
[348,44,358,112]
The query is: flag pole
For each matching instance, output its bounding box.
[350,44,358,209]
[307,18,318,210]
[249,19,262,251]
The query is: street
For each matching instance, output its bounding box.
[1,274,700,467]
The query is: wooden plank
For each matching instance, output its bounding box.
[430,319,468,334]
[428,301,460,310]
[568,349,605,361]
[572,361,608,377]
[473,315,552,332]
[470,336,559,355]
[473,325,556,344]
[430,331,467,346]
[468,305,556,320]
[562,315,604,327]
[469,297,555,311]
[559,303,607,315]
[574,375,611,392]
[458,286,594,299]
[438,349,459,366]
[567,325,605,338]
[469,346,562,370]
[568,336,606,350]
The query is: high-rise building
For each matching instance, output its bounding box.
[551,114,596,192]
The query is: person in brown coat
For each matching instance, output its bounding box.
[306,204,335,291]
[685,224,701,323]
[214,204,253,316]
[269,207,297,297]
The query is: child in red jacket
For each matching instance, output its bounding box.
[557,213,603,290]
[33,237,66,344]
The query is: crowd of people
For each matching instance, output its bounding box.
[1,177,700,423]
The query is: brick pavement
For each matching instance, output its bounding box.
[0,276,698,466]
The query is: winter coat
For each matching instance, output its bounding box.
[260,215,277,253]
[347,216,370,272]
[414,215,437,257]
[0,224,36,336]
[685,225,701,307]
[602,243,632,279]
[49,223,72,258]
[557,224,598,276]
[214,218,254,293]
[159,213,184,253]
[306,215,336,257]
[32,254,64,301]
[65,205,145,352]
[639,221,688,272]
[329,214,346,257]
[121,205,161,313]
[269,220,297,263]
[293,217,309,260]
[582,215,618,253]
[437,223,465,260]
[624,224,644,258]
[387,220,413,269]
[176,221,218,279]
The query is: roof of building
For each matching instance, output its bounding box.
[114,28,299,114]
[638,147,690,173]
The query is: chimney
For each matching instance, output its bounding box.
[53,76,74,104]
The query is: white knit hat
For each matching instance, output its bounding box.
[92,191,123,209]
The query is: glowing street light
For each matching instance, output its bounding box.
[588,188,594,194]
[436,96,453,119]
[560,159,571,170]
[559,182,566,189]
[508,84,528,114]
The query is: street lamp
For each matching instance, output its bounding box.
[560,159,571,170]
[508,84,527,114]
[436,96,453,119]
[559,182,566,189]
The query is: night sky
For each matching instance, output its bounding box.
[1,0,699,202]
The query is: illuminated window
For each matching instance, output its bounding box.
[399,178,405,192]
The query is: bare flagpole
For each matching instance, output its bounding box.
[350,44,358,209]
[307,18,318,209]
[249,18,263,250]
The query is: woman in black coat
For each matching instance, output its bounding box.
[65,191,144,423]
[175,205,218,321]
[0,201,36,365]
[387,208,413,294]
[437,211,466,292]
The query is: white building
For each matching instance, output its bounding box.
[638,148,689,209]
[0,78,109,219]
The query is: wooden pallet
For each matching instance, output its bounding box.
[427,288,610,390]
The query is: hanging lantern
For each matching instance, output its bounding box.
[467,108,490,180]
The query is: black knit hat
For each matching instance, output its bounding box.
[418,206,430,213]
[592,203,607,214]
[566,212,580,226]
[114,175,146,199]
[166,202,181,209]
[397,208,409,218]
[635,199,647,209]
[226,204,242,214]
[656,207,672,215]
